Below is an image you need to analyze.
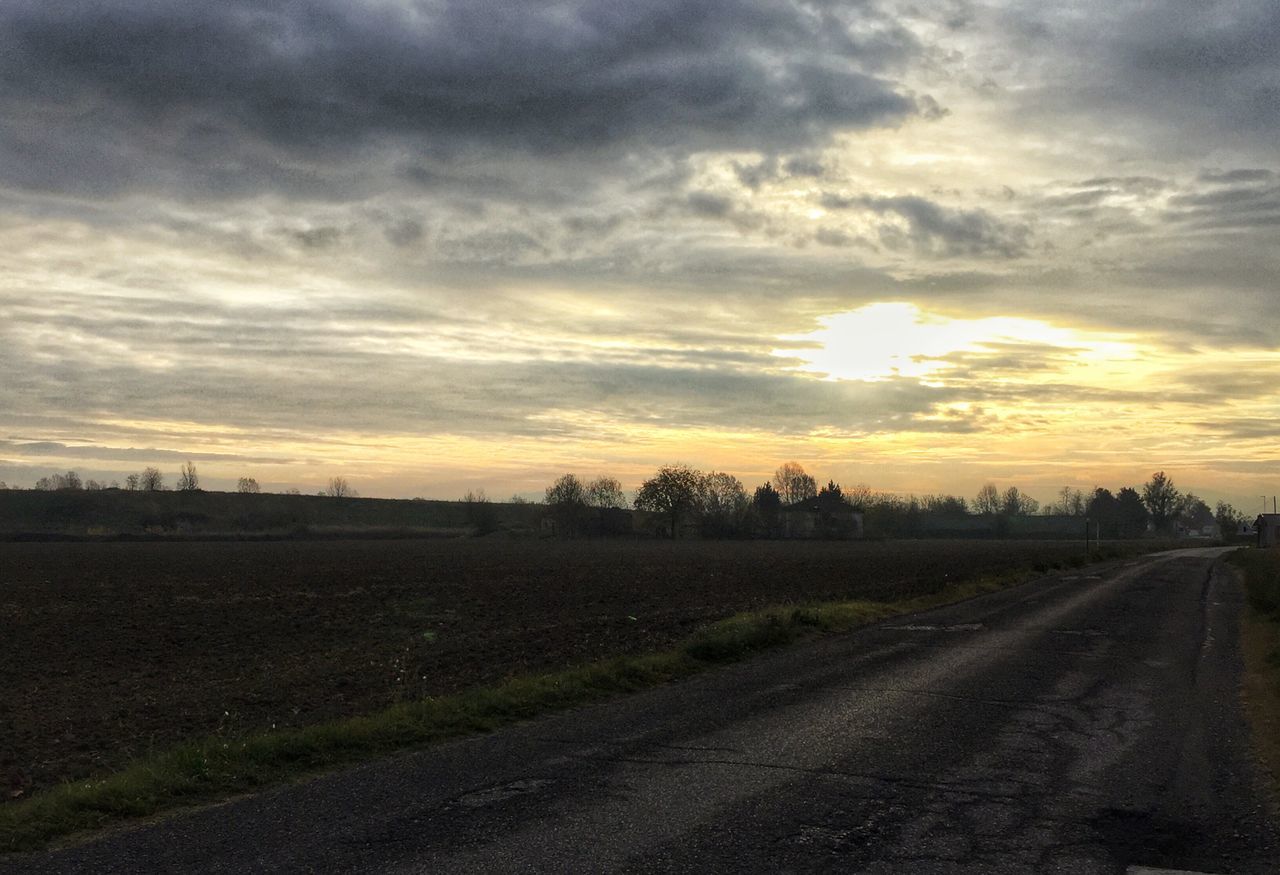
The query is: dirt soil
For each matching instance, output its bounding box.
[2,537,1111,799]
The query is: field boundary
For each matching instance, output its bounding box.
[0,547,1169,854]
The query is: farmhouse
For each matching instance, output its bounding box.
[782,496,864,539]
[1257,514,1280,548]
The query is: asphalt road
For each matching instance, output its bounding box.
[7,546,1278,873]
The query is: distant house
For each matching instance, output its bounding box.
[782,496,863,539]
[1258,514,1280,548]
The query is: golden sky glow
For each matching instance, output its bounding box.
[1,0,1278,510]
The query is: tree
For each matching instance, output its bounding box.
[772,462,817,506]
[634,464,705,538]
[1178,494,1213,532]
[176,461,200,491]
[139,467,164,491]
[1142,471,1181,532]
[544,473,588,536]
[922,494,969,516]
[973,483,1000,515]
[844,483,873,511]
[325,476,354,498]
[545,473,586,508]
[1215,501,1243,537]
[585,476,626,510]
[1052,487,1086,516]
[1086,487,1119,537]
[1116,487,1149,538]
[237,477,261,494]
[36,471,83,491]
[700,471,749,537]
[1001,486,1038,516]
[463,489,497,534]
[125,473,140,491]
[752,482,783,537]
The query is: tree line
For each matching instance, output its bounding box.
[8,462,1253,540]
[544,462,859,539]
[19,464,359,499]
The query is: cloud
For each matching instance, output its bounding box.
[0,0,924,199]
[0,440,288,466]
[985,0,1280,158]
[820,193,1029,257]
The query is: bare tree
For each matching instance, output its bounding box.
[545,473,588,535]
[585,476,626,509]
[176,461,200,491]
[1000,486,1038,516]
[772,462,817,506]
[237,477,261,494]
[36,471,83,491]
[325,476,354,498]
[463,489,497,534]
[973,483,1000,515]
[140,467,164,491]
[125,473,140,491]
[700,471,749,537]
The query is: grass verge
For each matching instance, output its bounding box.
[1228,548,1280,794]
[0,546,1158,854]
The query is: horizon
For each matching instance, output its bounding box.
[4,461,1275,520]
[2,2,1277,512]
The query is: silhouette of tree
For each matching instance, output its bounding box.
[545,473,588,536]
[974,483,1000,515]
[325,476,354,498]
[35,471,82,491]
[177,461,200,491]
[635,464,704,538]
[463,489,496,534]
[139,467,164,491]
[752,482,783,537]
[1215,501,1243,536]
[1001,486,1038,516]
[923,494,969,517]
[237,477,260,494]
[1142,471,1180,532]
[700,471,749,537]
[585,476,626,510]
[772,462,817,506]
[1115,487,1149,537]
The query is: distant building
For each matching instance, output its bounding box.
[1257,514,1280,548]
[782,497,863,539]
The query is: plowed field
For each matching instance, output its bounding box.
[2,537,1130,798]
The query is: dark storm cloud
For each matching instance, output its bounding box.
[994,0,1280,154]
[820,193,1028,257]
[1,0,923,198]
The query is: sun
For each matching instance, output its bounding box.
[774,302,1137,383]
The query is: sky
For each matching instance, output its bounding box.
[1,0,1278,510]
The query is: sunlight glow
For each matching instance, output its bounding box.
[775,302,1138,382]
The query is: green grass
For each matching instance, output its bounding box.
[0,550,1153,854]
[1228,548,1280,796]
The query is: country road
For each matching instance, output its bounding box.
[7,547,1279,874]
